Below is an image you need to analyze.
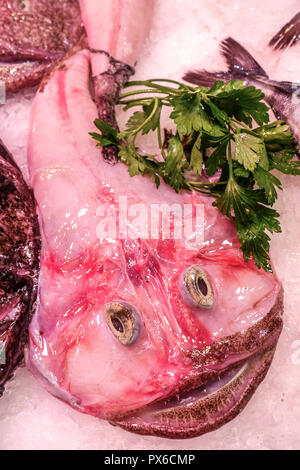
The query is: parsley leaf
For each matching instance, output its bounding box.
[89,119,119,146]
[234,132,268,172]
[253,166,282,205]
[215,177,281,270]
[189,133,203,175]
[119,142,161,188]
[209,81,270,126]
[170,93,213,134]
[164,136,188,192]
[126,100,162,135]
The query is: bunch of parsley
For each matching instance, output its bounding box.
[90,79,300,272]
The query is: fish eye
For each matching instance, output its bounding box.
[104,302,140,345]
[18,0,31,12]
[183,265,214,309]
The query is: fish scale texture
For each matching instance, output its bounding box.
[0,0,83,92]
[0,0,299,450]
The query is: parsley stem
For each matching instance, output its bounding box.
[118,98,152,107]
[188,185,212,195]
[120,89,166,99]
[125,80,181,95]
[122,98,160,137]
[227,140,234,180]
[191,181,226,186]
[147,78,193,90]
[118,98,171,108]
[231,119,249,130]
[157,125,166,160]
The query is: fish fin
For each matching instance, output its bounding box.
[183,70,234,87]
[269,12,300,50]
[264,79,300,95]
[183,37,268,87]
[220,37,268,78]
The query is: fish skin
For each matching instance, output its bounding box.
[269,11,300,50]
[78,0,155,72]
[91,52,134,163]
[0,0,83,93]
[0,139,40,395]
[183,37,300,151]
[78,0,155,162]
[26,49,282,438]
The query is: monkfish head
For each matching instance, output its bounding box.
[29,191,282,439]
[97,205,283,439]
[27,49,283,439]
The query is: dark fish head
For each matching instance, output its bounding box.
[0,0,83,93]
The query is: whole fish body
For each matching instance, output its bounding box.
[0,140,40,395]
[26,1,283,439]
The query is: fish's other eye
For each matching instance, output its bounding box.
[183,265,214,309]
[18,0,31,12]
[104,302,140,345]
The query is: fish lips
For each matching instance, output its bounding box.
[110,291,283,439]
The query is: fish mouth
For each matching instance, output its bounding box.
[0,58,52,94]
[112,348,276,439]
[112,293,283,439]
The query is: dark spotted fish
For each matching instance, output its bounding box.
[0,0,83,93]
[184,37,300,151]
[0,140,40,395]
[269,11,300,50]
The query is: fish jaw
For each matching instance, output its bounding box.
[0,0,83,93]
[112,293,283,439]
[113,348,278,439]
[26,49,283,434]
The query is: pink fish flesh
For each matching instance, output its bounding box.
[79,0,155,163]
[26,44,283,438]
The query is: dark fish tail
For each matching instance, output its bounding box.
[184,37,300,101]
[183,37,300,156]
[269,11,300,50]
[183,37,268,86]
[220,37,268,78]
[183,70,234,88]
